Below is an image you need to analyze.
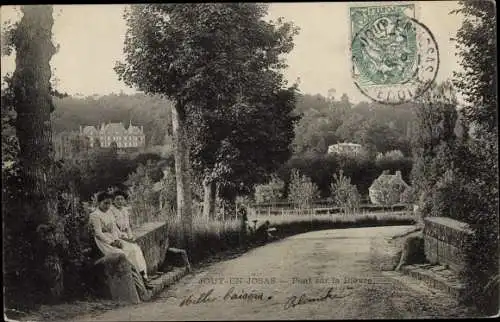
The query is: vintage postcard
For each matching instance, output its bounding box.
[2,1,498,321]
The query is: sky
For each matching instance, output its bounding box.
[1,2,464,103]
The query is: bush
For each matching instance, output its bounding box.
[278,152,412,199]
[331,170,361,215]
[254,175,284,203]
[376,149,405,163]
[158,166,176,213]
[125,161,162,227]
[370,171,409,206]
[287,169,320,209]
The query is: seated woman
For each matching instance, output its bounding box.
[109,190,135,241]
[111,189,192,273]
[89,191,151,287]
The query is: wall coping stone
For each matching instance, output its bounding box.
[424,216,473,234]
[134,221,167,240]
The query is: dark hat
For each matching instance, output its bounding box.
[113,189,128,199]
[97,191,112,203]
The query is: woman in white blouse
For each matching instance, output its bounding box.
[110,190,134,241]
[89,191,150,284]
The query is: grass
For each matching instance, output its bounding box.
[162,208,416,265]
[164,214,244,264]
[249,210,416,237]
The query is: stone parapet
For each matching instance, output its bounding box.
[423,217,473,273]
[134,221,169,275]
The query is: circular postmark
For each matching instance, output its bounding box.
[351,15,439,105]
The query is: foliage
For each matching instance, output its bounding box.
[171,3,301,204]
[410,81,459,200]
[452,0,496,135]
[125,161,162,227]
[1,75,19,179]
[277,152,412,199]
[376,150,405,163]
[331,170,361,215]
[158,166,177,214]
[287,169,319,209]
[254,175,285,204]
[52,192,95,300]
[369,171,409,206]
[292,93,415,156]
[450,2,498,314]
[400,185,416,205]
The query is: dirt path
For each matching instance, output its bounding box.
[74,225,474,320]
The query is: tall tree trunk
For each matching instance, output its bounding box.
[203,178,217,220]
[172,102,193,247]
[12,5,62,302]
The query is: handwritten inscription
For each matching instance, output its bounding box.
[179,287,273,307]
[284,287,353,310]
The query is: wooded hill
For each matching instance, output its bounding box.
[51,91,417,156]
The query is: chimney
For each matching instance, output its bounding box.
[79,125,82,134]
[395,170,402,178]
[141,125,144,132]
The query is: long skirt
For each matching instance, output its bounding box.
[95,237,148,278]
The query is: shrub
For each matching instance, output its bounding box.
[376,149,405,163]
[370,171,409,206]
[331,170,361,215]
[279,152,412,199]
[254,175,284,203]
[165,215,244,264]
[125,162,160,227]
[287,169,320,209]
[158,166,176,213]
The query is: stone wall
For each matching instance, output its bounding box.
[423,216,473,273]
[94,253,141,304]
[134,221,169,275]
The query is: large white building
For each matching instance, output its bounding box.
[79,121,146,148]
[327,142,366,156]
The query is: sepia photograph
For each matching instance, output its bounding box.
[1,1,498,320]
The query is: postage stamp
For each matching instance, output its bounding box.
[349,3,439,105]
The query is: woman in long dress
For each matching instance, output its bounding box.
[89,191,150,284]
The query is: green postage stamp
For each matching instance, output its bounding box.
[349,3,439,105]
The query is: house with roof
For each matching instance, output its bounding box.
[79,121,146,149]
[327,142,367,157]
[368,170,410,205]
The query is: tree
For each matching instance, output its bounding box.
[410,81,459,199]
[287,169,319,210]
[331,170,360,215]
[116,4,204,243]
[7,5,66,303]
[452,1,496,135]
[254,175,285,204]
[193,86,299,220]
[117,4,299,221]
[451,1,498,314]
